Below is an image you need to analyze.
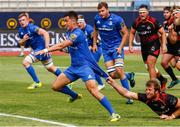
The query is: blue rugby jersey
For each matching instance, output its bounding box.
[66,28,108,79]
[83,24,94,46]
[94,13,125,50]
[18,23,45,52]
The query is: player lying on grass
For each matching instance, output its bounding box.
[107,77,180,120]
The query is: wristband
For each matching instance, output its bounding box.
[43,48,48,53]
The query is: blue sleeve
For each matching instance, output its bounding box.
[94,15,98,29]
[18,29,23,39]
[29,24,40,34]
[87,25,93,38]
[116,16,125,31]
[68,31,81,45]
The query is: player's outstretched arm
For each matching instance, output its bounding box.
[107,77,138,100]
[36,40,72,55]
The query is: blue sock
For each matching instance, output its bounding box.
[54,68,61,76]
[59,86,78,98]
[125,72,130,80]
[95,74,103,86]
[99,96,114,115]
[120,78,130,91]
[26,65,39,83]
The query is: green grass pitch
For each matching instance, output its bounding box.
[0,54,179,126]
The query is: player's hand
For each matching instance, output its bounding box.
[116,47,122,54]
[129,45,134,53]
[161,45,167,54]
[160,114,168,119]
[35,49,48,55]
[106,77,115,85]
[23,34,30,41]
[92,44,97,53]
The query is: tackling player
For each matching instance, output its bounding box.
[107,77,180,120]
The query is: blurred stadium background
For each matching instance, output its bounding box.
[0,0,180,126]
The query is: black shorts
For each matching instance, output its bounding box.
[166,39,180,56]
[141,39,161,62]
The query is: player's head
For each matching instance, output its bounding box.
[97,2,110,19]
[145,79,160,99]
[173,8,180,19]
[64,11,78,30]
[138,4,149,20]
[163,6,172,20]
[77,14,86,29]
[18,12,30,28]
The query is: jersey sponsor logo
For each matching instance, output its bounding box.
[147,26,151,30]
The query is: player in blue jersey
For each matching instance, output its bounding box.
[77,14,105,90]
[18,11,78,102]
[36,11,121,121]
[92,2,134,104]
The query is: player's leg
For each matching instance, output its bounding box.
[52,71,81,102]
[22,53,41,89]
[175,56,180,71]
[168,56,180,88]
[146,55,157,79]
[114,58,133,104]
[92,47,104,90]
[80,66,120,121]
[125,72,136,88]
[41,58,61,76]
[19,46,25,57]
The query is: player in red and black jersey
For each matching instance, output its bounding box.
[107,77,180,120]
[161,7,180,89]
[129,4,167,90]
[169,8,180,72]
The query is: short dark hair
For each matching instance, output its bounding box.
[64,11,78,22]
[97,2,108,10]
[163,6,171,12]
[146,79,160,92]
[139,4,149,10]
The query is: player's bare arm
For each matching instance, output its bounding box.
[37,28,50,48]
[36,40,72,55]
[158,27,167,53]
[161,98,180,120]
[107,77,138,100]
[92,26,98,52]
[19,34,29,46]
[117,25,128,54]
[129,27,136,53]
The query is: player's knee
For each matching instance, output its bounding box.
[88,87,99,96]
[161,60,167,68]
[51,85,59,91]
[22,59,30,67]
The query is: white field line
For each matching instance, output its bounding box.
[35,65,180,78]
[0,113,76,127]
